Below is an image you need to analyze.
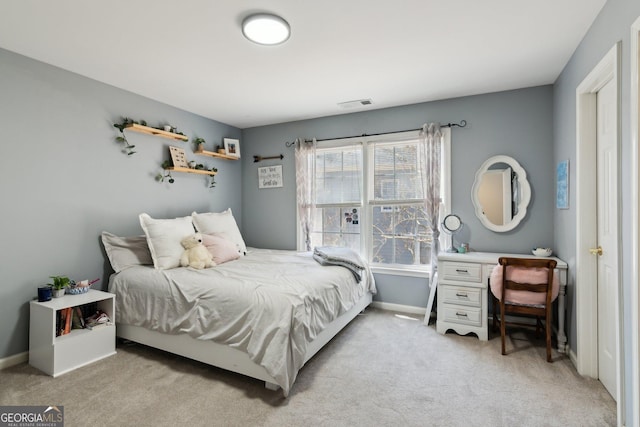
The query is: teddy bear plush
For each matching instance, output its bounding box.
[180,233,216,269]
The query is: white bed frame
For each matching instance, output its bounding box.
[116,291,373,391]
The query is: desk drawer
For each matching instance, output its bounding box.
[441,262,482,283]
[441,305,482,327]
[440,286,481,307]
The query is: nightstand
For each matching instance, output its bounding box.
[29,289,116,376]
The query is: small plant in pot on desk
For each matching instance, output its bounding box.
[49,276,70,298]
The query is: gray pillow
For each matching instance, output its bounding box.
[101,231,153,273]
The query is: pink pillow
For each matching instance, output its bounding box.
[202,233,241,264]
[490,264,559,305]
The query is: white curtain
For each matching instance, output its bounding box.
[295,138,317,251]
[419,123,443,271]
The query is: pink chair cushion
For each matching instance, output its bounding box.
[490,264,559,305]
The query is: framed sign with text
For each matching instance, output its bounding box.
[258,165,283,189]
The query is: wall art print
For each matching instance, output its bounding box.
[556,159,569,209]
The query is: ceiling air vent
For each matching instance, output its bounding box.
[337,99,373,109]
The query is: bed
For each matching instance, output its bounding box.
[105,239,375,396]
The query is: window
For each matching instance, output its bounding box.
[369,140,429,265]
[304,129,451,271]
[310,144,363,253]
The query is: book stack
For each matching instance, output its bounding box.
[55,304,111,336]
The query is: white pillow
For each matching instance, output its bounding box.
[139,213,195,269]
[191,209,247,255]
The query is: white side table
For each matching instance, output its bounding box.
[29,289,116,376]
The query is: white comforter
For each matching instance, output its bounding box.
[108,248,376,395]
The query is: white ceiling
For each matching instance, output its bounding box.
[0,1,606,129]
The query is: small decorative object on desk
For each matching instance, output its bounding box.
[66,278,99,295]
[532,247,553,257]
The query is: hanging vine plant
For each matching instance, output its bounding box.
[209,168,218,188]
[157,160,175,184]
[113,117,139,155]
[195,164,218,188]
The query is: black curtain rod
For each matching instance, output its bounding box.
[285,120,466,147]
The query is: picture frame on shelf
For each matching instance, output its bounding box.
[224,138,241,158]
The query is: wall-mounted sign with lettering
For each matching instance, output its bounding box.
[258,165,283,189]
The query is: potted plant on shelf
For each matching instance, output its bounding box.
[49,276,70,298]
[193,137,206,152]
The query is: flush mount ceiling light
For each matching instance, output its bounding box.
[242,13,290,45]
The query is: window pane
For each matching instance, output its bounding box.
[315,147,362,204]
[322,207,341,233]
[310,206,361,253]
[371,204,431,265]
[373,143,423,201]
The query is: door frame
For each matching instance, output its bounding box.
[575,42,624,422]
[630,15,640,427]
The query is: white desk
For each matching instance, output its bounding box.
[435,251,568,353]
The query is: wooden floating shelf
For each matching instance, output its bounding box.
[125,123,189,141]
[167,167,217,176]
[195,147,239,161]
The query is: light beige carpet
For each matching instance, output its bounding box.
[0,308,615,426]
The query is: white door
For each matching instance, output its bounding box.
[596,78,618,400]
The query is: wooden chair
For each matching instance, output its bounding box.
[491,257,557,362]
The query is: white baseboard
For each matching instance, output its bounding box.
[568,347,578,368]
[370,301,426,315]
[0,351,28,370]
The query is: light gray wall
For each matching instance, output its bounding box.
[553,0,640,422]
[0,48,242,359]
[241,86,555,307]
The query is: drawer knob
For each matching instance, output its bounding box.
[455,269,468,273]
[455,292,468,298]
[455,312,468,317]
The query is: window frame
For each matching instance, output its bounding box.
[297,128,451,277]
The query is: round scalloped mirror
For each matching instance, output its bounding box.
[471,155,531,232]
